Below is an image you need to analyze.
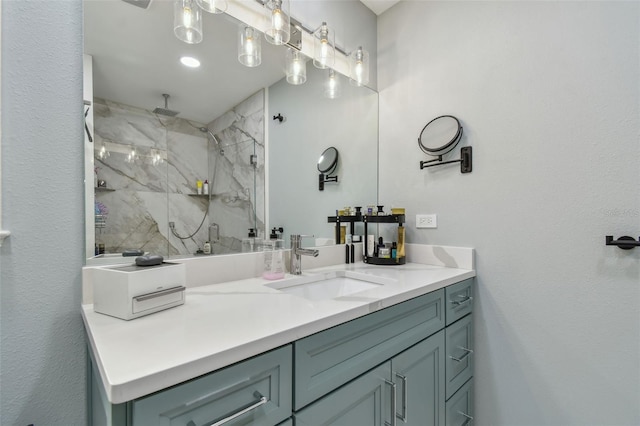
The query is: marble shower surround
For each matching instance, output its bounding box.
[93,91,265,257]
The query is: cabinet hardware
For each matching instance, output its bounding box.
[133,286,185,302]
[458,410,474,425]
[395,373,408,423]
[384,379,397,426]
[189,391,267,426]
[449,347,473,363]
[450,295,473,306]
[605,235,640,250]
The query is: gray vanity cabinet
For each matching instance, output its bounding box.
[90,279,475,426]
[294,330,446,426]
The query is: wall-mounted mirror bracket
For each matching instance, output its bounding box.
[420,146,472,173]
[319,173,338,191]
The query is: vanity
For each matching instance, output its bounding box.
[83,245,475,426]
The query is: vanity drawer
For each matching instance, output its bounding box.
[445,378,474,426]
[294,289,444,410]
[131,345,292,426]
[445,314,474,400]
[445,278,473,325]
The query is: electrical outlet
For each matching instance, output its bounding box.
[416,214,437,228]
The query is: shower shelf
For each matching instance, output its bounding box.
[188,194,210,197]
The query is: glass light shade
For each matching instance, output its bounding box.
[349,46,370,87]
[286,48,307,85]
[264,0,290,45]
[195,0,227,14]
[238,26,262,68]
[174,0,203,44]
[313,22,335,69]
[324,69,341,99]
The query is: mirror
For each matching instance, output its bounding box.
[418,115,462,156]
[84,1,378,263]
[318,147,339,174]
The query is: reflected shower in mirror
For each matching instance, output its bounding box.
[84,0,378,264]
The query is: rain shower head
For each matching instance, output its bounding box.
[153,94,180,117]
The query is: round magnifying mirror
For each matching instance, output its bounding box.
[418,115,463,156]
[318,147,339,175]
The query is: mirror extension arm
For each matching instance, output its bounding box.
[319,173,338,191]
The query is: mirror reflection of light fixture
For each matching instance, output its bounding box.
[195,0,227,14]
[238,26,262,67]
[324,69,341,99]
[264,0,290,45]
[286,48,307,85]
[313,22,334,69]
[349,46,369,87]
[174,0,203,44]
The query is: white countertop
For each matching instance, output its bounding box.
[83,255,475,404]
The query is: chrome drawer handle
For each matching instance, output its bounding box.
[450,295,473,306]
[384,379,397,426]
[395,373,408,423]
[133,286,185,302]
[449,347,474,362]
[188,391,267,426]
[458,411,474,425]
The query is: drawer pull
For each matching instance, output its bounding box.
[449,347,473,362]
[134,286,185,302]
[458,411,474,425]
[395,373,408,423]
[190,391,267,426]
[450,295,473,306]
[384,379,397,426]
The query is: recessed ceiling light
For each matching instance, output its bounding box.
[180,56,201,68]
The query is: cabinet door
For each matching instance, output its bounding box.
[445,314,474,400]
[294,362,393,426]
[295,289,444,409]
[445,279,473,326]
[391,330,445,426]
[445,379,473,426]
[131,345,292,426]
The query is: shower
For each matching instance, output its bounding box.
[199,127,224,156]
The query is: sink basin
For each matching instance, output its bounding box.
[265,270,395,301]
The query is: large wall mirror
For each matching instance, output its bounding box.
[83,0,378,264]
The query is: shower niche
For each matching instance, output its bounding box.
[91,91,265,259]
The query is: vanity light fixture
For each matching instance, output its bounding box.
[180,56,201,68]
[313,22,334,69]
[324,69,341,99]
[286,47,306,85]
[195,0,227,14]
[238,26,262,67]
[349,46,369,87]
[174,0,203,44]
[264,0,290,45]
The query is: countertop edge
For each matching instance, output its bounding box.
[84,264,476,404]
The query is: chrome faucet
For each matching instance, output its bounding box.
[290,234,319,275]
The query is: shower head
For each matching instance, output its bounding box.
[153,94,180,117]
[199,127,225,156]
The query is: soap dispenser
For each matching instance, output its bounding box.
[242,228,256,252]
[262,239,285,280]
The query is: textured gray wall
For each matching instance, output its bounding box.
[0,1,86,425]
[378,2,639,425]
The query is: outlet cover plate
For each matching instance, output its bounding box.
[416,214,437,228]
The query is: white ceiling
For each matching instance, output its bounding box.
[84,1,286,124]
[359,0,400,16]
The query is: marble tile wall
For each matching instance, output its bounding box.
[93,91,265,257]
